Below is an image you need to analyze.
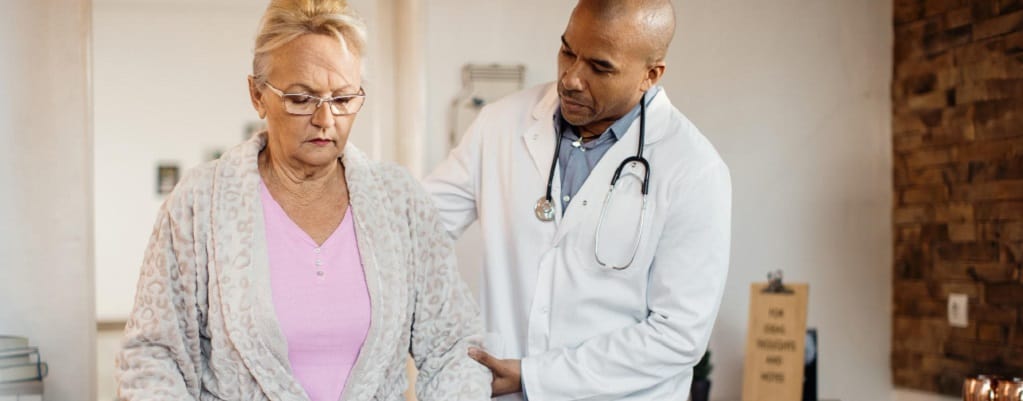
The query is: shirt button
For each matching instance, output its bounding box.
[316,271,324,277]
[541,307,550,314]
[314,248,321,254]
[315,259,323,266]
[563,195,571,202]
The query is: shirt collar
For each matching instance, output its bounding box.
[553,86,661,141]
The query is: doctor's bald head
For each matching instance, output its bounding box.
[576,0,676,64]
[556,0,675,136]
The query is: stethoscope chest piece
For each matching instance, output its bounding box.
[535,197,556,222]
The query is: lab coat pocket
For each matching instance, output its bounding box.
[589,168,653,272]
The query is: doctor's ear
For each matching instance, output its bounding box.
[641,62,666,91]
[248,75,268,119]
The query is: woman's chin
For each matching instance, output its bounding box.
[298,146,343,167]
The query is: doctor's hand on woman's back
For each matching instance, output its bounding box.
[469,347,523,396]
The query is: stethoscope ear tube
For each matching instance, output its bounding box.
[595,96,651,270]
[611,156,651,195]
[594,184,648,270]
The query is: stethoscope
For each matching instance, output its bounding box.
[534,99,651,270]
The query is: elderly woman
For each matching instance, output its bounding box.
[114,1,489,400]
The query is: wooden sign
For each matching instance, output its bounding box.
[742,283,809,401]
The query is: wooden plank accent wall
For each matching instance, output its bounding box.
[892,0,1023,395]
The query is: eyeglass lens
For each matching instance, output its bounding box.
[282,93,364,116]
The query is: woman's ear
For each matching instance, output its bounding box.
[248,76,267,119]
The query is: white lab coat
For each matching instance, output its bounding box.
[424,82,731,401]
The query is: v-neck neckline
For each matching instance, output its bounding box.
[259,179,350,248]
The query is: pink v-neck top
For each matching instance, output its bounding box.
[259,181,372,401]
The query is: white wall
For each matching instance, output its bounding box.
[92,0,396,321]
[422,0,576,171]
[669,2,893,401]
[0,1,96,400]
[424,1,897,401]
[92,0,265,321]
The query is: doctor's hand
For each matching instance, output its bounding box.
[468,347,522,396]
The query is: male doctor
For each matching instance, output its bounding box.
[424,0,731,400]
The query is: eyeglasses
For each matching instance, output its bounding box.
[262,82,366,116]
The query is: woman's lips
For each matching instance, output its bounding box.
[308,138,334,146]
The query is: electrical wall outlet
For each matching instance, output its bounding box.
[948,293,969,328]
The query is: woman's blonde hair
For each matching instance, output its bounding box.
[252,0,367,85]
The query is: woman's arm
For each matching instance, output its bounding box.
[115,205,203,400]
[403,173,492,401]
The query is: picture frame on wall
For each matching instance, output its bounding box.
[157,164,179,195]
[206,148,225,161]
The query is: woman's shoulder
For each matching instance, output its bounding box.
[343,144,418,193]
[346,154,433,216]
[168,134,262,206]
[363,161,426,205]
[373,161,417,189]
[160,160,220,212]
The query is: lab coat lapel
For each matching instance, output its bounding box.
[521,86,561,180]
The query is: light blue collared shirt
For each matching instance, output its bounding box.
[553,86,660,213]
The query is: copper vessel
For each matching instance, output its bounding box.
[997,378,1023,401]
[965,375,997,401]
[964,376,1023,401]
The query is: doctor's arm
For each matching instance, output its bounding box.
[421,108,488,239]
[520,161,732,401]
